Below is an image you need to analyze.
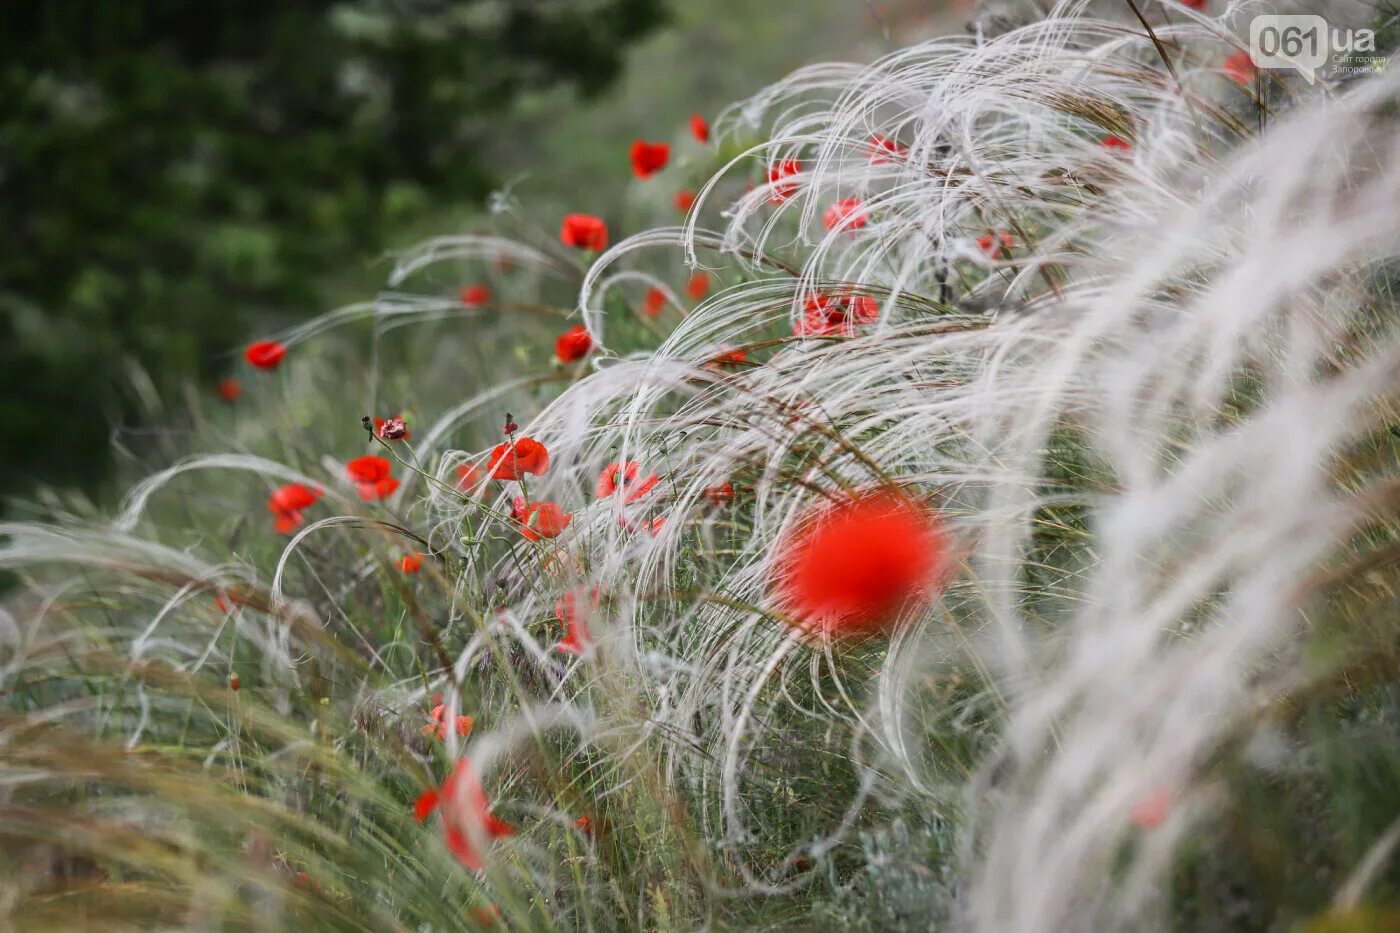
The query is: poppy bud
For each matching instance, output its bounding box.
[230,673,241,691]
[361,415,374,432]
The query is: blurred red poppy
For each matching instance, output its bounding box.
[487,437,550,479]
[555,324,593,363]
[413,759,514,871]
[773,489,949,638]
[460,284,492,307]
[218,378,242,402]
[244,340,286,370]
[705,482,735,506]
[1099,134,1131,152]
[977,231,1015,258]
[795,292,879,337]
[560,213,608,250]
[868,134,907,164]
[346,455,398,501]
[709,348,746,369]
[674,189,696,212]
[267,482,322,534]
[629,139,670,178]
[399,552,424,574]
[643,287,667,318]
[822,198,867,233]
[456,462,485,493]
[421,702,473,740]
[686,271,710,300]
[1224,49,1257,84]
[595,461,659,504]
[690,113,709,143]
[554,585,600,654]
[767,158,801,203]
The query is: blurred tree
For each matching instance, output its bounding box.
[0,0,663,497]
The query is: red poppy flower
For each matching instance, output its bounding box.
[595,461,659,504]
[976,231,1015,258]
[709,348,746,369]
[346,455,399,501]
[686,271,710,300]
[794,292,878,337]
[375,415,410,440]
[1223,49,1257,84]
[1130,787,1172,829]
[705,482,735,506]
[674,189,696,212]
[629,139,670,179]
[460,284,492,307]
[822,198,867,233]
[643,287,667,318]
[560,213,608,251]
[399,551,424,574]
[772,489,949,638]
[1099,134,1132,153]
[575,815,593,833]
[468,905,503,927]
[420,702,473,740]
[218,378,242,402]
[512,498,572,542]
[554,585,600,654]
[413,759,514,872]
[230,673,241,691]
[244,340,287,370]
[767,159,801,203]
[868,134,907,164]
[456,462,485,493]
[644,516,666,536]
[267,482,322,534]
[1180,0,1206,8]
[487,437,550,479]
[690,113,709,143]
[555,324,593,363]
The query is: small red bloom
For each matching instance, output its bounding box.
[456,462,485,494]
[554,585,600,654]
[595,461,659,504]
[420,702,473,740]
[773,489,949,638]
[705,482,735,506]
[868,134,907,164]
[690,113,709,143]
[346,455,399,502]
[218,378,242,402]
[399,552,424,574]
[1130,787,1172,829]
[629,139,671,179]
[643,287,667,318]
[230,673,241,691]
[976,231,1015,259]
[468,905,503,927]
[560,213,608,251]
[460,284,492,307]
[244,340,286,370]
[1099,134,1132,153]
[555,324,593,363]
[645,516,666,536]
[512,498,572,542]
[413,759,514,872]
[686,271,710,300]
[794,292,878,337]
[822,198,867,233]
[487,437,550,479]
[575,815,593,833]
[767,158,801,203]
[674,189,696,212]
[267,483,322,534]
[375,415,410,440]
[1224,49,1257,85]
[709,348,746,369]
[1180,0,1206,8]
